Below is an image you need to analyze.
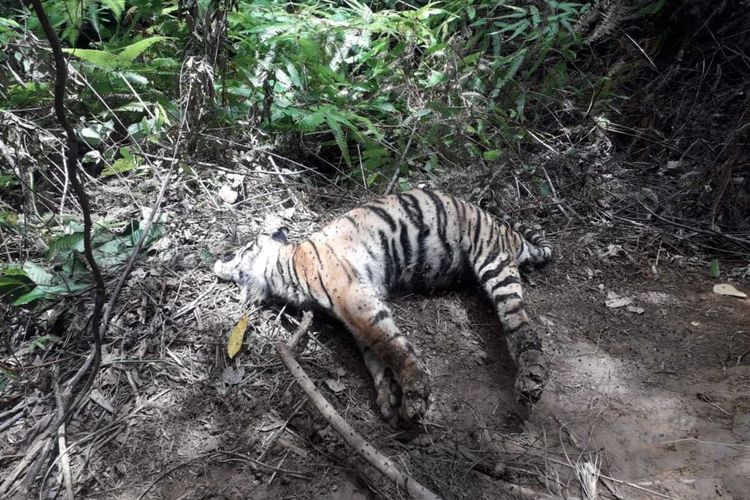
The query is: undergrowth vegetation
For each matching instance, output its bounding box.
[2,0,749,319]
[1,0,598,308]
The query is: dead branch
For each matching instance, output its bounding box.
[286,310,315,349]
[275,328,442,500]
[53,375,74,500]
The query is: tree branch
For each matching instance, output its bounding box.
[276,334,441,500]
[29,0,106,434]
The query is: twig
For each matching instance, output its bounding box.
[540,455,680,500]
[0,433,49,495]
[658,438,750,450]
[638,201,750,251]
[287,310,314,349]
[384,122,418,196]
[470,463,561,500]
[275,340,441,500]
[256,399,306,463]
[136,450,310,500]
[541,166,574,220]
[53,375,74,500]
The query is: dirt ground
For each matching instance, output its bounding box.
[70,232,750,499]
[3,175,749,500]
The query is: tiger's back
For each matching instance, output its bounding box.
[313,189,551,295]
[215,188,551,426]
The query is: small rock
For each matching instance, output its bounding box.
[626,305,644,314]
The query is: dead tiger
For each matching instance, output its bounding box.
[215,189,551,426]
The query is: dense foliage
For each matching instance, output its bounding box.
[0,0,599,310]
[3,0,750,311]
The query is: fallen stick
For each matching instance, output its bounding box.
[275,313,441,500]
[54,374,74,500]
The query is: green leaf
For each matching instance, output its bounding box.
[326,113,352,167]
[22,262,53,286]
[101,157,138,177]
[13,286,48,305]
[482,150,503,161]
[424,70,445,88]
[79,126,103,146]
[0,276,30,297]
[49,233,85,255]
[116,36,169,64]
[13,283,88,305]
[0,17,22,30]
[0,174,17,188]
[299,110,326,131]
[100,0,126,20]
[709,258,720,278]
[118,71,149,86]
[63,48,119,70]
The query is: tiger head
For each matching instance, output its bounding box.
[213,228,289,303]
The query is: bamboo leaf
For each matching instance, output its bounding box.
[116,36,170,64]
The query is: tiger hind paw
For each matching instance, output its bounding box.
[397,368,430,424]
[515,349,548,407]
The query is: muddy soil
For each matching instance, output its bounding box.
[70,234,750,500]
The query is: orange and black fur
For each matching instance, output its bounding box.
[215,189,551,425]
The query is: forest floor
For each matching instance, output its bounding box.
[2,159,749,500]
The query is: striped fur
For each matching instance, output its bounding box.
[215,189,551,426]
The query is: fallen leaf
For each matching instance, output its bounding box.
[227,314,248,359]
[626,305,644,314]
[605,291,633,308]
[89,389,115,413]
[598,244,623,259]
[325,379,345,393]
[222,366,245,385]
[259,421,284,432]
[539,315,555,327]
[218,185,238,204]
[713,283,747,299]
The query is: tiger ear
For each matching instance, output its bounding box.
[271,227,288,243]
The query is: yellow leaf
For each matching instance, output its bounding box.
[227,314,248,359]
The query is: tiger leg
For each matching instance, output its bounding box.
[476,260,548,406]
[336,289,429,424]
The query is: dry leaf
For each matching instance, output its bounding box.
[222,366,245,385]
[219,185,239,204]
[605,291,632,308]
[89,389,115,413]
[227,314,248,359]
[325,379,345,393]
[712,284,747,299]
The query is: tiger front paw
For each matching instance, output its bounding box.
[375,371,402,426]
[515,349,548,407]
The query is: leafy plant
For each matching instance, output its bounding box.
[0,218,163,306]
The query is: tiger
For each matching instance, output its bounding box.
[214,188,552,426]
